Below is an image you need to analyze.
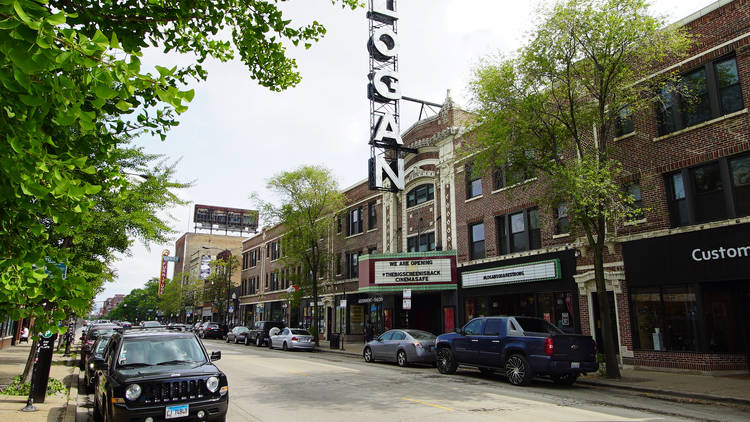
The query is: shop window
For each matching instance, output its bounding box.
[702,285,741,353]
[463,319,482,335]
[406,184,434,208]
[657,56,743,136]
[468,222,485,260]
[348,207,363,236]
[465,163,482,199]
[553,203,569,235]
[631,285,698,352]
[664,153,750,227]
[407,232,435,252]
[615,107,634,137]
[368,201,377,229]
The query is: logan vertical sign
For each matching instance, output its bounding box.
[158,249,169,295]
[367,0,408,191]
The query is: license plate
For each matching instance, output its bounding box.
[165,404,189,419]
[571,362,580,369]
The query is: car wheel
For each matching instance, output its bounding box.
[396,350,408,367]
[505,354,533,386]
[244,337,249,346]
[552,373,579,386]
[226,336,230,343]
[282,342,288,351]
[479,367,495,376]
[256,336,262,347]
[267,339,273,348]
[436,347,457,374]
[363,347,374,363]
[234,337,238,344]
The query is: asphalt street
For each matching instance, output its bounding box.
[199,338,750,422]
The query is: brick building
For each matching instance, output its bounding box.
[238,0,749,372]
[101,294,126,316]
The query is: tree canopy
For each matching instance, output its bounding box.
[1,0,359,334]
[256,165,345,341]
[467,0,691,378]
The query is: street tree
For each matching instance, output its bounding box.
[256,165,345,343]
[466,0,691,378]
[1,0,359,337]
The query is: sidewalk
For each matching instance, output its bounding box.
[0,341,79,422]
[316,340,750,405]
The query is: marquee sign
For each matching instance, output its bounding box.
[367,0,407,191]
[374,258,454,284]
[461,259,560,288]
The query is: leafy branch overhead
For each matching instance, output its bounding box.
[0,0,360,334]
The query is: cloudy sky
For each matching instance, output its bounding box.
[95,0,719,310]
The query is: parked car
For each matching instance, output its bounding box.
[247,321,284,347]
[363,329,437,367]
[270,328,315,351]
[139,320,161,328]
[93,329,228,422]
[80,324,121,370]
[83,334,112,393]
[118,321,132,329]
[199,322,228,339]
[226,326,251,344]
[167,323,190,332]
[435,316,597,386]
[192,322,204,332]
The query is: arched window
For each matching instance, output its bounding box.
[406,184,434,208]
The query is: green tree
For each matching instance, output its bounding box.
[256,165,345,343]
[1,0,359,335]
[466,0,691,378]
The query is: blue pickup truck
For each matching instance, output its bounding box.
[435,316,597,386]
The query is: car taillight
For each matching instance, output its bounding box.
[291,337,298,341]
[544,337,554,356]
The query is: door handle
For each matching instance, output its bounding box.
[471,339,479,342]
[491,340,500,343]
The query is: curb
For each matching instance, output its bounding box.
[62,361,80,422]
[577,378,750,407]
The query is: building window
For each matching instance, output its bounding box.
[368,201,377,230]
[496,207,541,254]
[250,249,257,267]
[657,56,743,136]
[270,241,281,261]
[347,252,359,278]
[348,206,363,236]
[627,183,644,220]
[336,254,342,276]
[337,215,342,233]
[493,162,536,190]
[665,153,750,227]
[465,163,482,199]
[407,232,435,252]
[615,108,634,137]
[469,222,485,260]
[265,273,268,288]
[553,203,569,235]
[406,184,434,207]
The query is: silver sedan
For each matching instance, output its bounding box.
[270,328,315,351]
[363,329,437,367]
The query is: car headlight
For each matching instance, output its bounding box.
[125,384,141,401]
[88,362,94,370]
[206,376,219,393]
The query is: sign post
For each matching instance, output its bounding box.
[22,332,57,411]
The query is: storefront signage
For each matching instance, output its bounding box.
[374,258,453,284]
[402,298,411,310]
[158,249,169,295]
[358,296,384,304]
[623,223,750,286]
[201,308,212,317]
[367,0,405,191]
[403,289,411,299]
[461,260,560,288]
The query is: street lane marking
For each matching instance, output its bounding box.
[289,370,307,376]
[402,397,454,411]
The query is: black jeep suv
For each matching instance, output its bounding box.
[94,328,228,421]
[248,321,284,347]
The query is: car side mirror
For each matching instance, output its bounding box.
[376,337,383,342]
[210,351,221,361]
[454,328,464,335]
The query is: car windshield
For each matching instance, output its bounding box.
[237,327,249,332]
[290,329,310,335]
[515,317,564,335]
[404,330,436,340]
[118,337,206,368]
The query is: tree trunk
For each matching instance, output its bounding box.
[312,268,319,346]
[592,223,621,379]
[21,339,38,383]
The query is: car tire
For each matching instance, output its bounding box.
[396,350,408,367]
[436,347,457,374]
[552,373,579,386]
[267,339,273,349]
[505,354,533,386]
[234,337,238,344]
[244,337,249,346]
[363,347,374,363]
[226,336,230,343]
[479,367,495,376]
[256,336,262,347]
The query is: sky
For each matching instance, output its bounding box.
[94,0,720,311]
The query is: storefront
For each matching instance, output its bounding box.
[622,223,750,372]
[356,251,458,336]
[459,250,579,333]
[239,303,257,327]
[262,301,287,325]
